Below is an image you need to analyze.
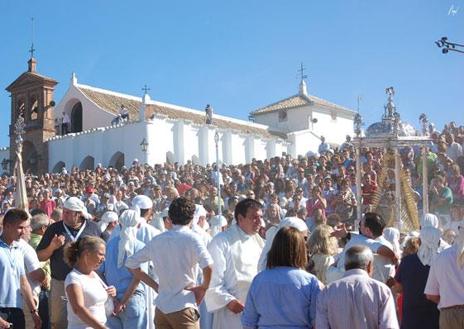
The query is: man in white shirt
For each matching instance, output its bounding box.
[127,197,213,329]
[205,198,265,329]
[19,221,46,329]
[446,134,463,162]
[425,226,464,329]
[61,112,70,135]
[0,209,42,329]
[332,212,397,284]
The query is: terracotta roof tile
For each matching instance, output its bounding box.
[78,86,285,140]
[252,93,354,115]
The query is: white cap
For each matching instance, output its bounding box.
[278,217,308,232]
[101,211,119,223]
[64,197,93,220]
[64,197,86,213]
[132,195,153,209]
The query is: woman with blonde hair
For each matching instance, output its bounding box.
[64,236,116,329]
[307,224,339,284]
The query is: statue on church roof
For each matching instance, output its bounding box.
[205,104,213,125]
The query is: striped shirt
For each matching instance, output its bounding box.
[316,269,399,329]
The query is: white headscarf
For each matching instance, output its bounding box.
[455,226,464,268]
[193,205,209,231]
[383,227,401,257]
[417,226,441,266]
[117,209,139,268]
[210,215,228,237]
[258,217,308,271]
[98,211,118,232]
[421,213,439,229]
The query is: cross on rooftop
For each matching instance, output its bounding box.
[297,62,308,81]
[29,44,35,59]
[29,17,35,58]
[142,84,151,95]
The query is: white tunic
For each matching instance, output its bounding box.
[205,224,264,329]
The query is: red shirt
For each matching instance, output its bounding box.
[362,184,378,205]
[40,199,56,217]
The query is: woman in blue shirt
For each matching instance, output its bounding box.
[242,226,321,329]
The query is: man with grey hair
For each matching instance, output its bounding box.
[425,226,464,328]
[37,197,102,329]
[29,213,51,329]
[316,245,399,329]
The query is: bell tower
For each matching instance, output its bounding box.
[5,52,58,175]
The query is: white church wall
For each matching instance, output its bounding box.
[253,105,313,133]
[48,122,150,171]
[147,116,175,165]
[274,141,287,157]
[287,130,322,158]
[254,139,268,160]
[230,134,246,164]
[54,84,119,133]
[244,137,254,163]
[312,109,354,146]
[198,126,209,165]
[184,123,200,165]
[47,120,289,170]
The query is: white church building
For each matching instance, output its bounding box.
[1,57,356,174]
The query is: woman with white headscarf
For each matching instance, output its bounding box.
[257,217,308,271]
[210,215,228,238]
[393,227,441,329]
[98,211,119,241]
[101,209,148,329]
[421,213,440,229]
[420,213,450,252]
[383,227,401,258]
[192,204,212,246]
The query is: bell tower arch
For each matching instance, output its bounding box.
[5,55,58,174]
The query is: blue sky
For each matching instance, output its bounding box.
[1,0,463,148]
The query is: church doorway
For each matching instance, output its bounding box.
[166,151,174,164]
[52,161,66,173]
[80,156,95,171]
[71,102,83,133]
[109,151,124,170]
[21,141,39,174]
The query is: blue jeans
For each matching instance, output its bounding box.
[106,292,147,329]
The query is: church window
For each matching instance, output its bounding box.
[30,97,39,120]
[17,99,25,117]
[278,109,288,122]
[331,111,337,120]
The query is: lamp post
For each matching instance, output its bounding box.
[353,112,363,230]
[1,159,9,171]
[140,138,149,153]
[214,131,222,216]
[435,37,464,54]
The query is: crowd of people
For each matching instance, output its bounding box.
[1,120,464,329]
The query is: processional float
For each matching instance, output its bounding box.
[353,87,432,232]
